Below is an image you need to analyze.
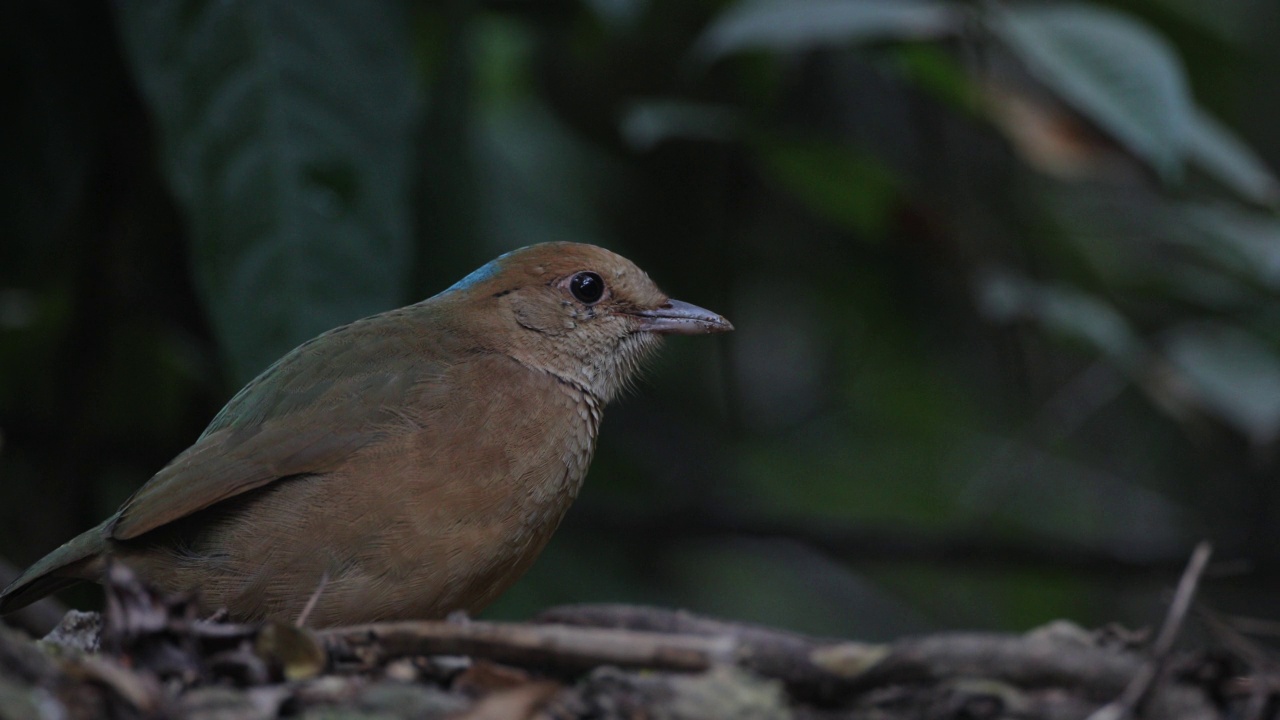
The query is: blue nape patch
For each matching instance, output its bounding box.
[446,258,502,292]
[444,246,532,293]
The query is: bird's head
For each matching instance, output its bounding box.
[440,242,732,402]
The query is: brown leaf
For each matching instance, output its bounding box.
[449,681,561,720]
[453,659,536,696]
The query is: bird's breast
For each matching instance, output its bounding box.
[385,358,596,507]
[380,360,603,613]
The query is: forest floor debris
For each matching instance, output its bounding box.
[0,551,1275,720]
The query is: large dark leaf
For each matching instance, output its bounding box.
[115,0,420,383]
[1163,322,1280,444]
[990,3,1192,181]
[1182,204,1280,291]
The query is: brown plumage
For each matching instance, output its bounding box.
[0,242,731,626]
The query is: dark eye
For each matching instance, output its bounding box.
[569,271,605,304]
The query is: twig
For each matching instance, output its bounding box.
[539,603,849,700]
[319,605,1217,715]
[1087,541,1213,720]
[319,620,738,674]
[296,572,329,628]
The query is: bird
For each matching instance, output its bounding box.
[0,242,731,627]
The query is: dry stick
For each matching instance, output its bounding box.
[319,620,737,674]
[320,607,1179,707]
[296,572,329,628]
[316,609,1223,715]
[540,603,1151,695]
[539,604,859,700]
[1087,541,1213,720]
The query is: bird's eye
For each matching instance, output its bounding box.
[569,271,605,304]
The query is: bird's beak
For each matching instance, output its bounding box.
[630,299,734,335]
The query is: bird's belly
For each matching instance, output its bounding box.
[123,463,582,626]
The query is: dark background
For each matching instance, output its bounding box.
[4,0,1280,640]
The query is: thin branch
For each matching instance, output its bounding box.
[295,572,329,628]
[319,605,1218,716]
[319,620,737,675]
[1087,541,1213,720]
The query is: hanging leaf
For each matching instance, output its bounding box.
[1181,203,1280,290]
[1184,106,1280,208]
[1163,322,1280,444]
[697,0,959,60]
[990,3,1192,181]
[977,272,1143,369]
[115,0,421,383]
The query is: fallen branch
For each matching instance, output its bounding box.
[318,604,1220,716]
[319,620,736,675]
[3,562,1242,719]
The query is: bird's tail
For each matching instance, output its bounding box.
[0,521,108,615]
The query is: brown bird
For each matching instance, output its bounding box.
[0,242,731,627]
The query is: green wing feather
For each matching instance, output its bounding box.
[110,308,452,540]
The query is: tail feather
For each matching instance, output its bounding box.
[0,521,109,615]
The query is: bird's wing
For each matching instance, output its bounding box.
[109,310,454,541]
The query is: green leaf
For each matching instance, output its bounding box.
[889,43,980,115]
[697,0,960,60]
[116,0,421,383]
[1164,322,1280,443]
[1182,203,1280,290]
[990,3,1192,181]
[1184,106,1280,208]
[977,272,1143,368]
[758,139,902,237]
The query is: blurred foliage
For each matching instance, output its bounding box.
[3,0,1280,638]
